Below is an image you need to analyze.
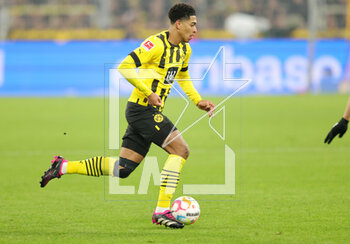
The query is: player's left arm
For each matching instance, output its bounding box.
[177,45,215,117]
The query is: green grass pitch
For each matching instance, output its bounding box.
[0,95,349,243]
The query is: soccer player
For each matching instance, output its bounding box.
[324,96,350,144]
[40,3,215,229]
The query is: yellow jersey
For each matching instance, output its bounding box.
[118,30,202,111]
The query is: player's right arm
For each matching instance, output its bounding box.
[324,96,350,144]
[177,45,215,116]
[118,37,162,106]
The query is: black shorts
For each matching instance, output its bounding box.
[121,102,177,157]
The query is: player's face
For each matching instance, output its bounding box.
[179,16,197,42]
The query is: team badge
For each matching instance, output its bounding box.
[154,114,163,123]
[142,40,155,51]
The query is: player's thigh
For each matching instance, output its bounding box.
[121,125,151,163]
[162,130,190,159]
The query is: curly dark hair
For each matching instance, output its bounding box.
[168,3,196,24]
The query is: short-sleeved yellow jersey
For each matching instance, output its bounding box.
[118,30,201,111]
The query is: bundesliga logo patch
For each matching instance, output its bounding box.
[143,40,155,51]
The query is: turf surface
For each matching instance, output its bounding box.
[0,95,349,243]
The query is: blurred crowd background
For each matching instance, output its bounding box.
[0,0,349,40]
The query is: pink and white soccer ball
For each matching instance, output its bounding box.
[171,196,200,225]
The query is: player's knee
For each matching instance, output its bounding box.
[180,144,190,159]
[118,167,132,178]
[184,145,190,159]
[113,157,139,178]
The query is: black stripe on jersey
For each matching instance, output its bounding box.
[163,88,171,104]
[163,95,169,104]
[181,43,188,70]
[159,88,166,100]
[180,66,188,72]
[182,43,187,56]
[129,51,141,67]
[151,79,159,92]
[176,47,181,62]
[169,46,175,64]
[158,34,167,68]
[165,31,180,48]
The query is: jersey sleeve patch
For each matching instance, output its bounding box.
[142,40,155,51]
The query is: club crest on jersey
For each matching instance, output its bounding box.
[142,40,155,51]
[154,114,163,123]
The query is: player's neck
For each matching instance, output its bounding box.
[167,28,182,45]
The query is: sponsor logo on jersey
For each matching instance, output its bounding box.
[142,40,155,51]
[164,67,179,84]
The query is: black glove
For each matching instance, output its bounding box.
[324,118,348,144]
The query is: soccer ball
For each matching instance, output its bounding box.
[171,196,200,225]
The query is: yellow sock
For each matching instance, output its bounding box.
[156,154,186,209]
[67,156,115,176]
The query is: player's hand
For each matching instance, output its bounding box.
[324,117,348,144]
[148,93,162,107]
[197,100,215,117]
